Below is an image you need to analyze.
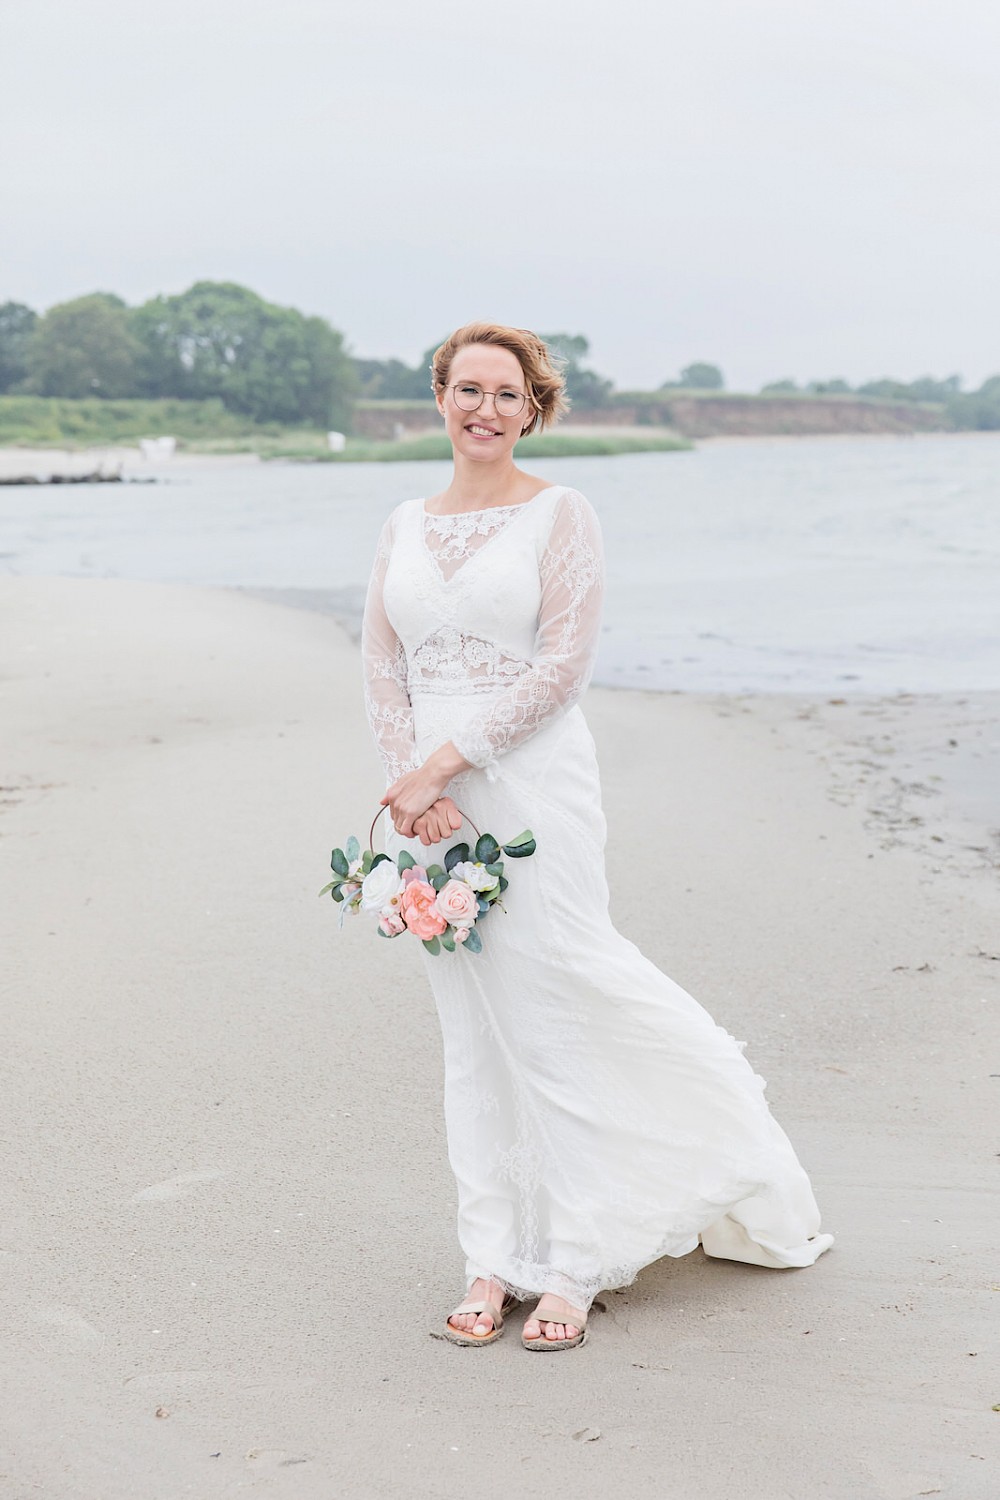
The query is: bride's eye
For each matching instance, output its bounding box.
[459,385,481,396]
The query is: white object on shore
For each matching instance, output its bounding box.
[139,436,177,461]
[326,431,347,453]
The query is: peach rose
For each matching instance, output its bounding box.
[399,879,448,939]
[434,878,479,929]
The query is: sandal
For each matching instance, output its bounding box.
[521,1299,589,1351]
[442,1286,518,1346]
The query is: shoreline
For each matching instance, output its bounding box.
[4,426,998,475]
[232,585,1000,878]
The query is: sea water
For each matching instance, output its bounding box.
[2,432,998,694]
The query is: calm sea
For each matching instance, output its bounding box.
[2,432,998,694]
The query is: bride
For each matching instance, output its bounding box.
[360,321,833,1352]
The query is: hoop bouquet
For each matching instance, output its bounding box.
[320,804,537,955]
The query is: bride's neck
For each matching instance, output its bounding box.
[445,453,521,508]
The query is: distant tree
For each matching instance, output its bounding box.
[760,379,799,394]
[354,355,431,400]
[947,374,1000,430]
[806,378,853,395]
[541,333,614,407]
[856,378,912,400]
[132,281,357,427]
[0,301,38,393]
[25,293,141,398]
[662,362,724,391]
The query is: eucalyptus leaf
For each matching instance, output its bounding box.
[504,828,534,847]
[475,834,500,863]
[370,852,392,869]
[485,862,504,876]
[345,835,360,862]
[476,897,490,915]
[502,838,536,859]
[318,881,335,897]
[498,875,509,891]
[444,842,470,872]
[431,873,449,891]
[397,850,416,871]
[330,847,349,877]
[440,929,456,952]
[425,864,445,879]
[361,850,373,874]
[331,886,344,902]
[463,925,483,953]
[422,935,441,955]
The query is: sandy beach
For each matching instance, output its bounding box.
[1,576,997,1500]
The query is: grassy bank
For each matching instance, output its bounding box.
[267,431,691,462]
[0,396,690,460]
[0,395,308,447]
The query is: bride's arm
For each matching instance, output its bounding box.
[361,508,425,787]
[444,488,606,779]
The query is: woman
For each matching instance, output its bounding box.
[360,322,833,1352]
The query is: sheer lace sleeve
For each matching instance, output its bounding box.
[361,506,423,787]
[449,489,605,779]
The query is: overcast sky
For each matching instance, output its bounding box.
[3,0,998,391]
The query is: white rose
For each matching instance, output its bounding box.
[453,860,498,893]
[360,858,405,912]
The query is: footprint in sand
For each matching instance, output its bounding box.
[132,1170,225,1203]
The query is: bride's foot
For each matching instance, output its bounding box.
[522,1293,587,1343]
[447,1276,509,1337]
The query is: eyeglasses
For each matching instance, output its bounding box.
[450,382,531,419]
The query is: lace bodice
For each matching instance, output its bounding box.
[360,485,605,785]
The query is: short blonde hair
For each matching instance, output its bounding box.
[430,322,569,436]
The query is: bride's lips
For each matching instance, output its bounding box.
[465,422,502,440]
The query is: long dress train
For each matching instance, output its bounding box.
[361,485,833,1312]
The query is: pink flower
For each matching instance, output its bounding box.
[399,879,448,939]
[378,911,406,937]
[434,878,479,929]
[401,864,428,885]
[453,926,470,944]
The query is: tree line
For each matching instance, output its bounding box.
[0,284,357,429]
[1,284,998,430]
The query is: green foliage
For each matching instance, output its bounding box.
[807,378,853,395]
[354,355,431,400]
[502,830,536,858]
[0,394,288,446]
[475,834,501,864]
[25,293,143,398]
[540,332,615,407]
[947,375,1000,430]
[444,843,470,873]
[0,302,38,393]
[760,379,799,394]
[270,430,691,462]
[131,281,357,428]
[663,362,725,391]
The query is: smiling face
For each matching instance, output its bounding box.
[435,343,535,464]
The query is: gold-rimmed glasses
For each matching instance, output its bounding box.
[450,382,531,419]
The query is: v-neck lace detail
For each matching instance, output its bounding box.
[421,491,560,583]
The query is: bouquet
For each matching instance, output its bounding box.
[320,804,536,955]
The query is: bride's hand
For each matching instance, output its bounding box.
[412,796,464,847]
[381,744,472,838]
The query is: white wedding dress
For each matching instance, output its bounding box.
[361,484,833,1311]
